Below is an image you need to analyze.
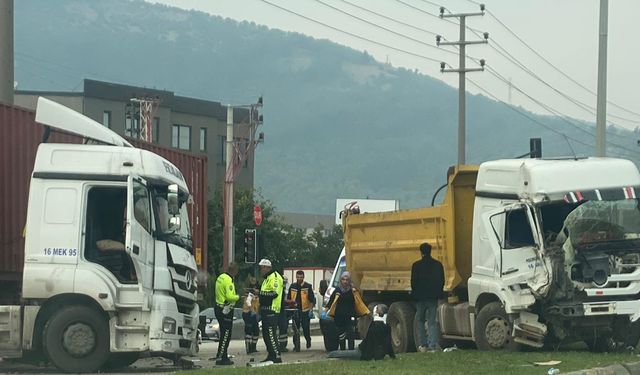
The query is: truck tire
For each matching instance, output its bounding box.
[320,319,338,352]
[357,302,380,339]
[387,302,416,353]
[584,336,612,353]
[43,305,110,373]
[474,302,519,351]
[102,352,140,370]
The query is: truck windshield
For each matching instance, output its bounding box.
[331,257,347,288]
[540,199,640,252]
[152,188,193,253]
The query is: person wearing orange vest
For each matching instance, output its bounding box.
[288,270,316,350]
[325,271,369,350]
[242,275,261,354]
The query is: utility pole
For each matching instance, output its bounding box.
[436,4,488,165]
[130,96,160,142]
[596,0,608,157]
[0,0,14,105]
[223,98,264,271]
[224,106,234,271]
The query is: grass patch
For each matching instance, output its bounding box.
[183,349,640,375]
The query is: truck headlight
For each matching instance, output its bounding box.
[163,317,177,334]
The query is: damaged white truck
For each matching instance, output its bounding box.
[0,98,199,372]
[341,158,640,352]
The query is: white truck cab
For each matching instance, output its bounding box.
[0,98,199,372]
[468,157,640,350]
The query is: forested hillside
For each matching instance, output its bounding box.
[14,0,640,213]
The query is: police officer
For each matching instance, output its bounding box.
[213,262,239,366]
[258,259,283,363]
[288,270,316,350]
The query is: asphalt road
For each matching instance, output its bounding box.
[0,334,335,374]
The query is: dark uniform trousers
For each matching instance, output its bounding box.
[242,311,260,353]
[214,305,234,360]
[261,310,281,360]
[278,308,289,350]
[293,310,311,345]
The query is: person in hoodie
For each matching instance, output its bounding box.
[325,271,369,350]
[411,242,445,352]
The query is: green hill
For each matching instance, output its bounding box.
[14,0,640,213]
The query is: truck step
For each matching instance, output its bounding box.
[114,324,149,333]
[114,303,144,309]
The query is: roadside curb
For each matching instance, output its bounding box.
[564,362,640,375]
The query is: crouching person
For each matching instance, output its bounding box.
[328,304,396,360]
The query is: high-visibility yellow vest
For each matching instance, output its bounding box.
[259,271,282,313]
[215,273,239,306]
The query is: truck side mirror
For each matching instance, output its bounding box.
[168,216,181,232]
[167,184,180,215]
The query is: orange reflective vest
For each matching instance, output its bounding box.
[327,287,369,318]
[289,282,315,312]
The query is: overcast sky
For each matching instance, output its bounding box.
[147,0,640,130]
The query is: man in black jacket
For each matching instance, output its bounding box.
[411,242,444,352]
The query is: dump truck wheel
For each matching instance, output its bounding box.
[43,305,110,372]
[357,302,380,339]
[387,302,416,353]
[320,319,338,352]
[102,352,140,370]
[474,302,519,351]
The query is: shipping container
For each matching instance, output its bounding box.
[0,103,208,303]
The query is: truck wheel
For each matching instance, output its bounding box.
[387,302,416,353]
[43,305,110,372]
[584,336,612,353]
[320,319,338,352]
[474,302,519,351]
[102,352,140,370]
[357,302,380,339]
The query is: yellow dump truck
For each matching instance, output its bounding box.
[341,159,640,353]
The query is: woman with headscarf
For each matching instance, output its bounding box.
[325,271,369,350]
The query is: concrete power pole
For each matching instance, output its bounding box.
[0,0,14,105]
[222,98,264,272]
[224,106,234,270]
[436,4,488,165]
[130,97,160,142]
[596,0,608,157]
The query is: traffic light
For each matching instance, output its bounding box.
[244,229,257,264]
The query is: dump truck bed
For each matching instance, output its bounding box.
[343,166,479,294]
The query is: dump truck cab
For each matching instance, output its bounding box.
[469,157,640,349]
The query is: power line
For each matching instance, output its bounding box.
[261,0,639,152]
[466,75,595,148]
[257,0,442,63]
[480,6,640,119]
[337,0,438,36]
[313,0,461,59]
[466,31,640,126]
[395,0,484,34]
[321,1,637,144]
[485,65,640,155]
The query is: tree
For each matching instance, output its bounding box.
[306,224,344,268]
[207,187,325,277]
